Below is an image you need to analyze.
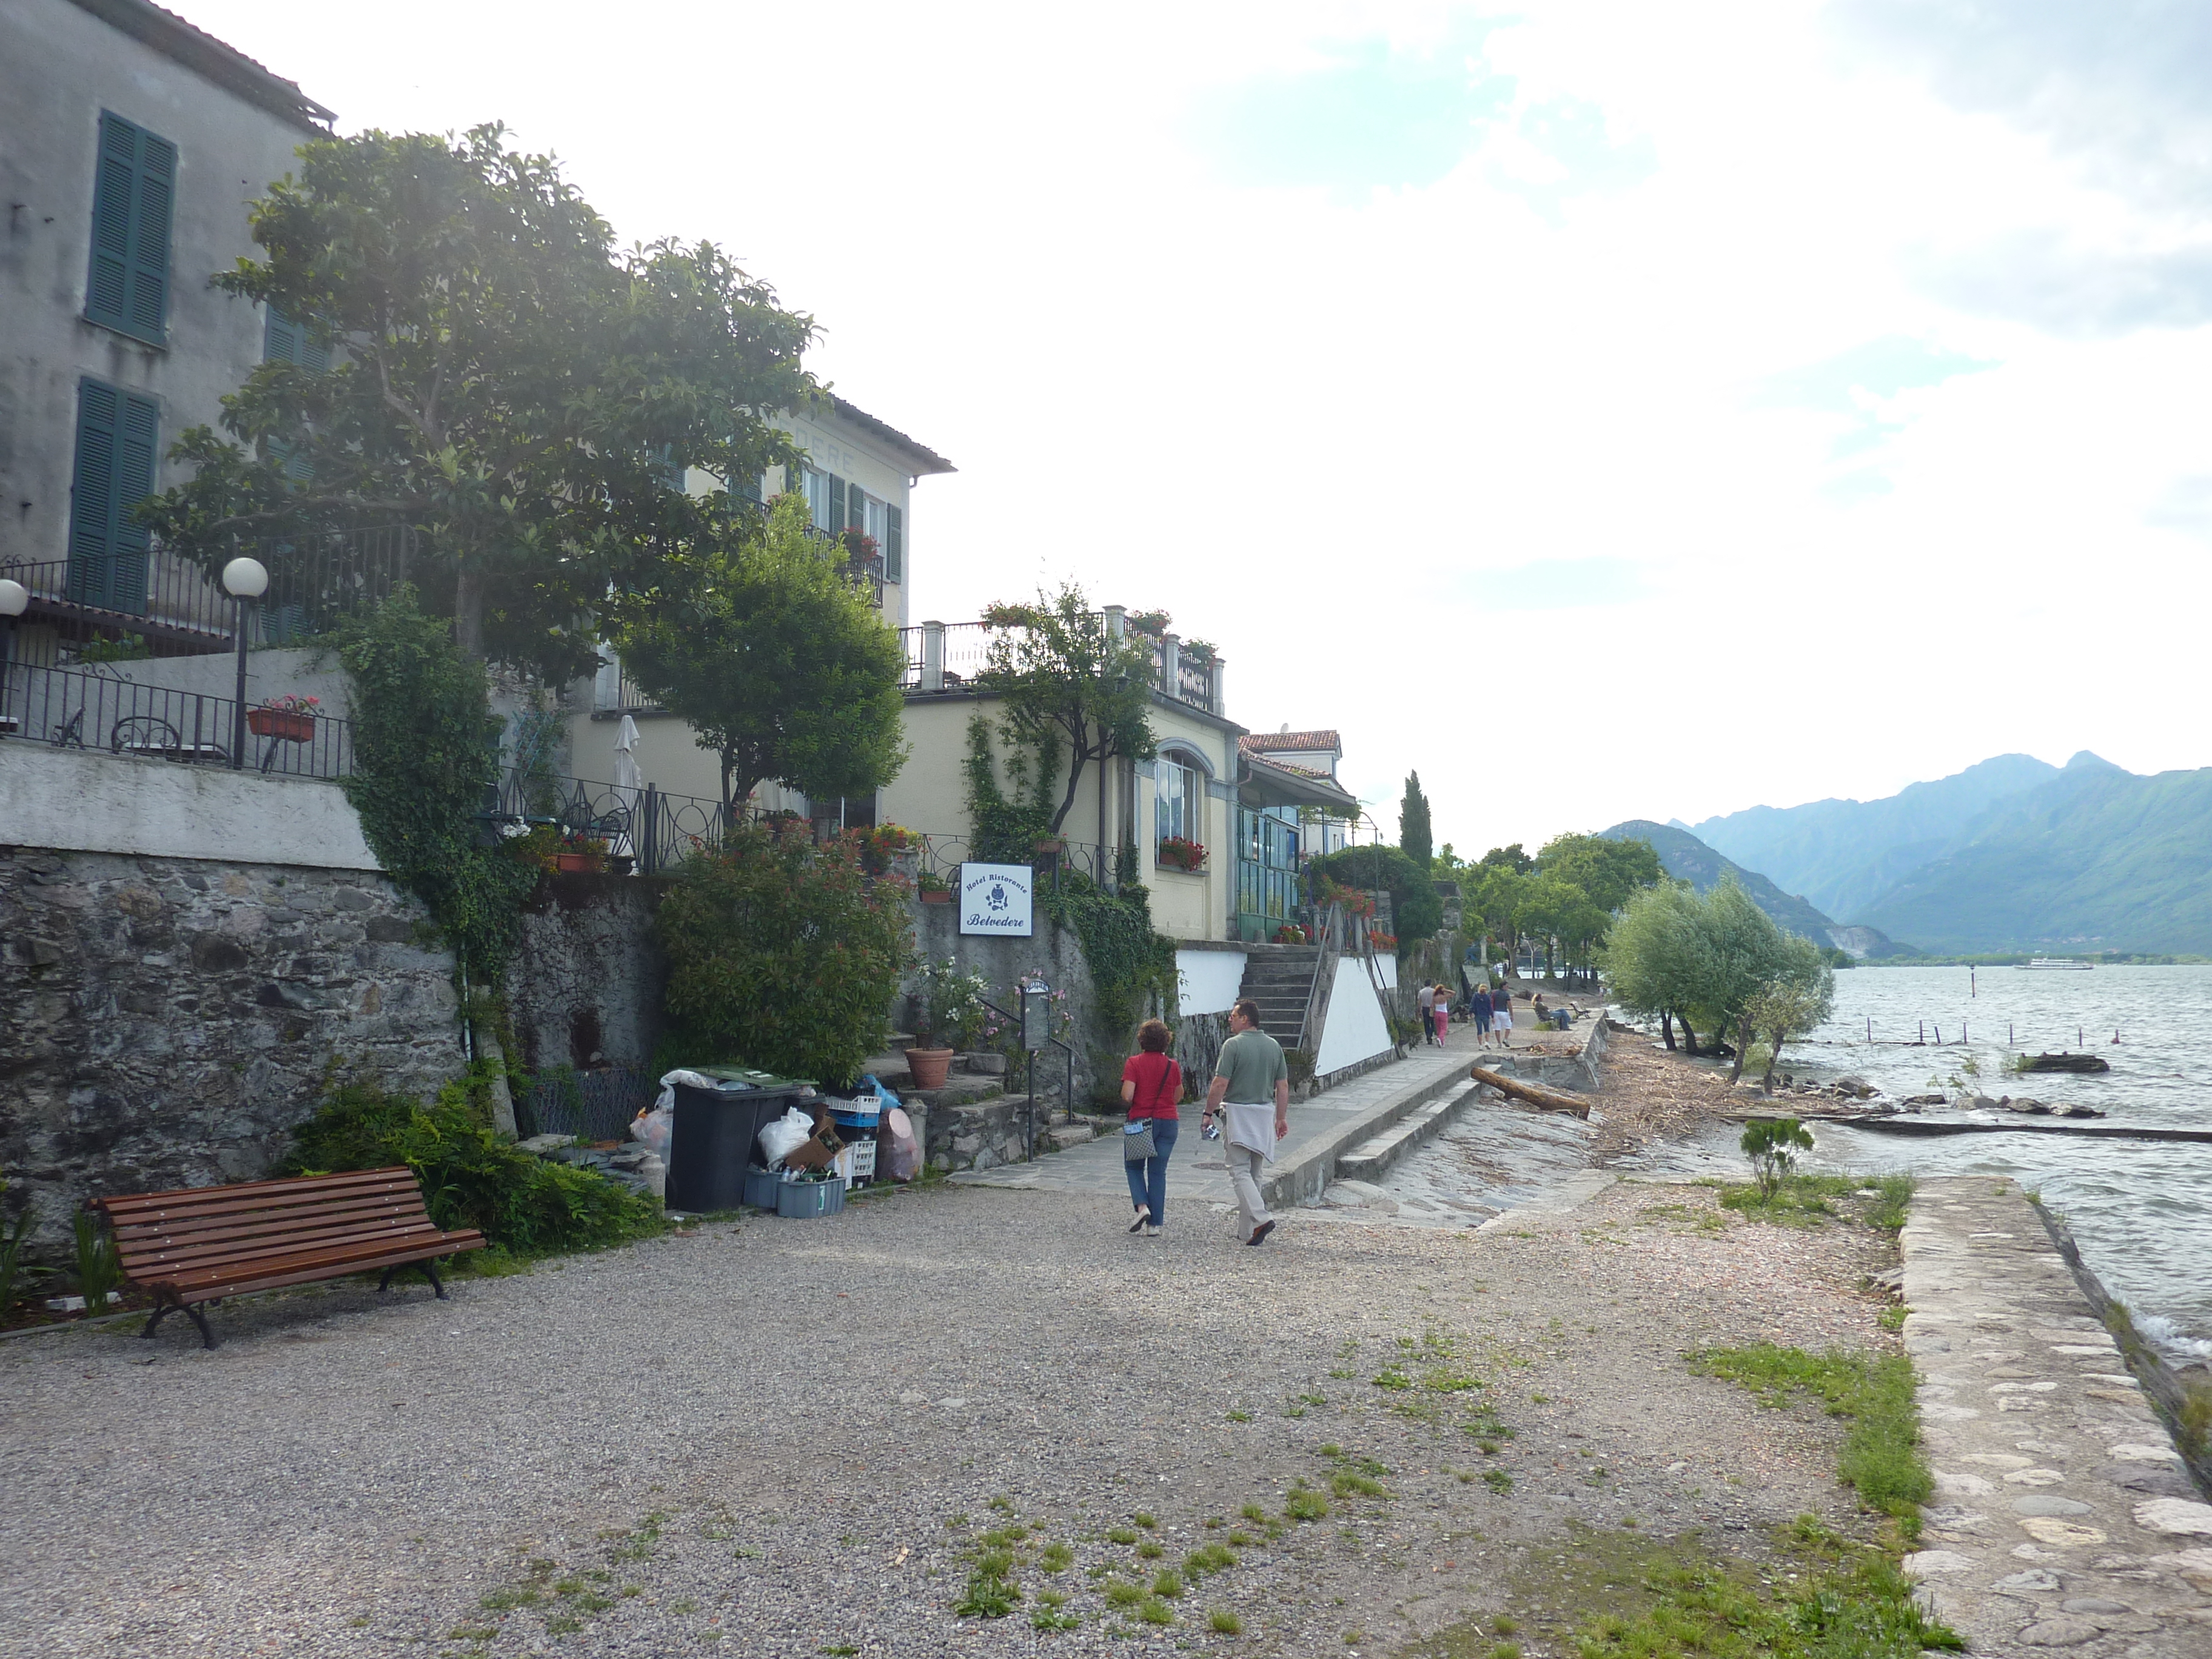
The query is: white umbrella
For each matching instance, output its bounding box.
[612,714,643,863]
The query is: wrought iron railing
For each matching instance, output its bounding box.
[1,525,417,655]
[894,617,1224,714]
[0,660,355,779]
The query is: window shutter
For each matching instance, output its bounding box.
[827,474,845,534]
[848,486,868,532]
[264,307,301,363]
[67,378,156,614]
[885,503,904,583]
[85,113,173,343]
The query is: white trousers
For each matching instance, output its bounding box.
[1228,1145,1270,1236]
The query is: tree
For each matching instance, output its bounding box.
[1740,1117,1814,1199]
[1536,833,1664,914]
[1466,862,1532,967]
[614,496,908,813]
[655,820,916,1084]
[1311,843,1442,949]
[1399,773,1433,869]
[1740,939,1837,1088]
[143,124,816,679]
[976,585,1160,838]
[1480,843,1534,875]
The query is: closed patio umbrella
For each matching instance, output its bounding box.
[612,714,643,863]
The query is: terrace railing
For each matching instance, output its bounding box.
[896,618,1224,715]
[0,660,355,779]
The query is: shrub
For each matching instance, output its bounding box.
[282,1077,662,1255]
[656,820,914,1084]
[1741,1117,1814,1198]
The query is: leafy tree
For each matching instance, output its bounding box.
[143,124,816,678]
[1740,1117,1814,1199]
[1518,873,1611,978]
[614,495,907,812]
[1536,833,1664,914]
[1602,879,1720,1053]
[655,821,916,1084]
[1480,843,1535,875]
[337,586,538,983]
[1310,843,1442,948]
[1466,862,1532,965]
[1740,940,1838,1088]
[1399,773,1433,869]
[976,585,1159,837]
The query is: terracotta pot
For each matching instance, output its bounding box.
[905,1046,955,1090]
[554,851,601,874]
[246,709,315,742]
[1033,837,1068,856]
[919,890,952,904]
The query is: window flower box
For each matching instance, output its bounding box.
[246,694,319,743]
[1156,836,1207,873]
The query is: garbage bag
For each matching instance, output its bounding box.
[860,1072,900,1110]
[883,1107,920,1181]
[757,1105,815,1168]
[630,1104,674,1157]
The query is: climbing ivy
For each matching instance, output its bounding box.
[338,588,539,984]
[961,710,1058,862]
[1039,870,1178,1037]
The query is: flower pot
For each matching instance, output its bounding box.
[919,890,952,905]
[246,709,315,743]
[905,1046,955,1090]
[554,851,601,874]
[1033,837,1068,856]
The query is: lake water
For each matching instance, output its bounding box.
[1776,964,2210,1364]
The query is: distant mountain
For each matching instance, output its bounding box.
[1689,753,2063,920]
[1595,820,1902,954]
[1855,758,2212,953]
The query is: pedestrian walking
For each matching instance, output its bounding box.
[1472,981,1493,1045]
[1494,985,1513,1045]
[1415,980,1437,1045]
[1202,999,1290,1246]
[1432,984,1450,1045]
[1119,1017,1182,1237]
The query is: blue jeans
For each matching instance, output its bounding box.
[1124,1116,1179,1225]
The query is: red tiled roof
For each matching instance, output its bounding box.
[1239,730,1340,755]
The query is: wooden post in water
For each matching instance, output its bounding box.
[1920,1020,1925,1044]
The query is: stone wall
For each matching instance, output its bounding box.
[907,899,1104,1105]
[506,874,671,1075]
[0,846,463,1246]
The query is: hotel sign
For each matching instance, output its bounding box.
[957,863,1034,937]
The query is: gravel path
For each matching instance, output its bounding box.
[0,1175,1903,1658]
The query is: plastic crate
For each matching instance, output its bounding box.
[743,1167,781,1210]
[830,1105,882,1133]
[776,1177,846,1219]
[836,1139,877,1183]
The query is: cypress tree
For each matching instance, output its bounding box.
[1400,771,1433,869]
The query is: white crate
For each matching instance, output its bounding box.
[835,1138,878,1182]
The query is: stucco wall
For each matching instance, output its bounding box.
[1176,945,1247,1016]
[0,843,461,1247]
[0,0,323,569]
[1314,956,1393,1076]
[0,743,378,868]
[908,899,1104,1103]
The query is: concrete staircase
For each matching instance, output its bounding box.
[1236,946,1319,1048]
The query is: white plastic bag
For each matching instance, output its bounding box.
[757,1105,815,1168]
[630,1104,673,1157]
[883,1107,920,1181]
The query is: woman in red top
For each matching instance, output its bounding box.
[1120,1018,1182,1237]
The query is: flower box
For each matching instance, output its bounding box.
[554,851,603,874]
[246,708,316,743]
[1156,837,1207,873]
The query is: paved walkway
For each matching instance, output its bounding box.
[1901,1178,2212,1652]
[949,1024,1490,1219]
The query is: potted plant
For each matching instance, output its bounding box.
[1157,835,1207,873]
[917,868,953,904]
[1273,922,1309,945]
[246,692,320,743]
[552,833,608,874]
[1033,835,1068,857]
[908,956,986,1090]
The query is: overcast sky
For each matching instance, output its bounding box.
[182,0,2212,855]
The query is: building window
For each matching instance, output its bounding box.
[68,378,159,614]
[1156,756,1200,851]
[803,469,902,580]
[262,309,328,481]
[85,112,176,345]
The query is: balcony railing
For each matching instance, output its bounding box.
[896,618,1225,716]
[1,525,418,657]
[0,660,355,779]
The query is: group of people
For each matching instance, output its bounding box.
[1413,979,1517,1048]
[1118,1000,1289,1247]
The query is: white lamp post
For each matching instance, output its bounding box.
[222,556,268,768]
[0,578,26,737]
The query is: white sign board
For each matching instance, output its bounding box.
[957,862,1034,937]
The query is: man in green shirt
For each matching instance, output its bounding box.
[1203,999,1290,1245]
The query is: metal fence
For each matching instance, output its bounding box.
[517,1066,657,1142]
[0,660,355,779]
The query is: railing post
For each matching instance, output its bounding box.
[922,620,945,692]
[640,785,659,876]
[1159,632,1180,699]
[1209,657,1226,717]
[1103,604,1125,639]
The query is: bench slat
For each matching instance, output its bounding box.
[111,1193,435,1256]
[96,1167,422,1213]
[150,1232,488,1306]
[99,1170,426,1226]
[122,1219,454,1278]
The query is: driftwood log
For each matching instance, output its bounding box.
[1468,1065,1590,1121]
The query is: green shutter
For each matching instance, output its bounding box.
[67,378,157,614]
[85,113,173,344]
[826,474,845,533]
[848,486,868,532]
[884,503,904,583]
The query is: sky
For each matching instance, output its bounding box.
[179,0,2212,855]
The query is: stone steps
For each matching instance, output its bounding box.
[1332,1081,1480,1185]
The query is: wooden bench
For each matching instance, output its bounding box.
[90,1168,486,1349]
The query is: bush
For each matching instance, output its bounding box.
[655,820,915,1084]
[282,1077,662,1256]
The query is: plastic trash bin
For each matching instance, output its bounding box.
[665,1078,809,1213]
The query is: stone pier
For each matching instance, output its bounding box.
[1900,1176,2212,1652]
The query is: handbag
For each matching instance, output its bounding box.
[1121,1121,1156,1162]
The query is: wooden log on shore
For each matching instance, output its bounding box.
[1468,1065,1590,1121]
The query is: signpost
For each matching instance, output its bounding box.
[957,862,1034,937]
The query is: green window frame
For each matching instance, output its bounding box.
[85,112,176,345]
[68,377,159,614]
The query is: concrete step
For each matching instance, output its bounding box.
[1332,1081,1480,1185]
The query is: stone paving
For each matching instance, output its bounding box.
[948,1025,1486,1221]
[1900,1177,2212,1652]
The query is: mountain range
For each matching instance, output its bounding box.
[1604,751,2212,956]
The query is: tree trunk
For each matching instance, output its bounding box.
[1678,1012,1699,1056]
[1660,1011,1676,1051]
[1047,726,1087,834]
[454,564,488,660]
[1729,1014,1752,1083]
[1762,1025,1785,1091]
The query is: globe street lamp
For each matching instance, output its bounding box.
[222,556,268,768]
[0,577,27,738]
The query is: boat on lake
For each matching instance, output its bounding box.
[2025,957,2094,970]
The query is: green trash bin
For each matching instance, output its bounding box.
[665,1069,811,1213]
